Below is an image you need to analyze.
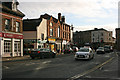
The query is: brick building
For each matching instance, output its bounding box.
[116,28,120,51]
[23,13,73,53]
[73,30,91,47]
[73,28,115,49]
[0,0,25,57]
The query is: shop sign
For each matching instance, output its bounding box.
[14,34,23,39]
[0,32,2,37]
[62,40,67,44]
[3,33,23,39]
[48,38,55,42]
[38,40,47,43]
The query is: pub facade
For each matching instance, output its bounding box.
[0,1,25,57]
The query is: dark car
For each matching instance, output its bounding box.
[104,46,111,53]
[63,48,73,54]
[29,48,56,59]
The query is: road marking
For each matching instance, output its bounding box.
[42,61,52,64]
[68,57,114,80]
[3,66,9,69]
[35,67,43,70]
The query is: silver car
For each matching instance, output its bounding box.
[96,47,105,54]
[75,47,94,60]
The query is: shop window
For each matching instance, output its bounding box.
[5,19,11,31]
[16,22,20,32]
[14,41,21,52]
[4,40,11,53]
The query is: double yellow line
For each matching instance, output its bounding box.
[68,57,114,80]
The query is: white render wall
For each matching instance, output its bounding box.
[91,30,113,43]
[37,18,47,40]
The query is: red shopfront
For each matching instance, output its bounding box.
[0,32,23,57]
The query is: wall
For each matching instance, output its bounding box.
[37,18,47,40]
[23,31,37,39]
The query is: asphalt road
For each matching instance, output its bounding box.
[2,51,119,80]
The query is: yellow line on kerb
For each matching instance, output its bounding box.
[68,57,114,80]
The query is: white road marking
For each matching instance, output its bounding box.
[4,66,9,69]
[35,67,43,70]
[42,61,52,64]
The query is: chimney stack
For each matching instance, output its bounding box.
[58,13,61,21]
[62,16,65,23]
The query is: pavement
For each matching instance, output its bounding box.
[1,53,65,62]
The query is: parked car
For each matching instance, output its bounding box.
[29,48,56,59]
[74,47,94,60]
[63,48,73,54]
[104,45,111,53]
[96,47,105,54]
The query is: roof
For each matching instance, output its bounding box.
[23,18,42,31]
[40,13,58,23]
[116,28,120,30]
[0,1,25,17]
[76,28,108,33]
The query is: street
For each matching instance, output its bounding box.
[2,52,119,80]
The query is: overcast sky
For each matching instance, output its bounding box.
[17,0,119,37]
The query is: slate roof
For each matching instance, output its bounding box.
[0,1,25,17]
[23,18,42,31]
[23,13,71,31]
[76,28,108,33]
[40,13,58,23]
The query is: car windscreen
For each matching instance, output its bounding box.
[38,49,50,51]
[104,46,110,49]
[78,48,89,52]
[98,47,104,49]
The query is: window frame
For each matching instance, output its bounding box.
[16,21,20,32]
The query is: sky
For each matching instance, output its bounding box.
[17,0,119,37]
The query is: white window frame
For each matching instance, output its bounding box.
[50,29,53,36]
[14,41,21,53]
[58,27,60,37]
[50,22,53,26]
[4,40,12,53]
[5,19,10,31]
[16,21,20,32]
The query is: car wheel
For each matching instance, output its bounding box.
[31,56,35,59]
[75,58,78,61]
[40,55,44,59]
[52,54,55,58]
